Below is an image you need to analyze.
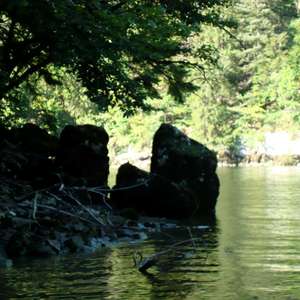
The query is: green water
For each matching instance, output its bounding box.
[1,167,300,300]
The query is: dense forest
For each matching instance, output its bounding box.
[1,0,300,161]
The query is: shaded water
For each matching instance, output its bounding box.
[1,167,300,300]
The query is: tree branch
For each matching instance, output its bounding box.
[3,57,50,96]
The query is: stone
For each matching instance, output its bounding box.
[151,123,219,216]
[0,245,13,268]
[10,123,58,156]
[1,123,59,187]
[5,231,30,257]
[56,124,109,188]
[0,257,13,268]
[110,162,198,219]
[64,236,85,253]
[28,242,56,257]
[111,129,215,218]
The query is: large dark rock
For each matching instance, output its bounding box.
[110,124,219,219]
[0,244,12,267]
[56,124,109,187]
[0,124,58,187]
[110,163,197,219]
[151,123,219,215]
[10,123,58,156]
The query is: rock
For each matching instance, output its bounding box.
[0,257,13,268]
[116,228,139,239]
[151,123,219,216]
[110,163,198,219]
[0,245,13,268]
[0,139,28,177]
[5,231,30,257]
[64,236,85,253]
[27,241,56,257]
[56,124,109,188]
[10,123,57,156]
[0,123,59,187]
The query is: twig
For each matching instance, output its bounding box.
[17,202,97,225]
[45,191,77,212]
[86,179,151,193]
[32,192,39,219]
[187,227,197,249]
[15,184,59,201]
[63,190,106,226]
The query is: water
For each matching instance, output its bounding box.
[1,167,300,300]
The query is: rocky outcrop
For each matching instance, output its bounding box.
[0,122,218,265]
[0,123,110,192]
[56,124,109,187]
[151,124,219,214]
[110,124,220,219]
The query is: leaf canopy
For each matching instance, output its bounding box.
[0,0,231,110]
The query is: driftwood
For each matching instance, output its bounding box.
[10,180,157,229]
[12,183,114,230]
[4,180,159,233]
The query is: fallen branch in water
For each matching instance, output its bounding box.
[133,237,204,273]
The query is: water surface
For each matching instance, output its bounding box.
[1,167,300,300]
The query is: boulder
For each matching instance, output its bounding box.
[110,163,198,219]
[0,244,12,268]
[0,124,58,187]
[56,124,109,187]
[10,123,58,156]
[151,123,219,215]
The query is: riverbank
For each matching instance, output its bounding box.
[1,177,194,268]
[110,150,300,171]
[0,122,217,267]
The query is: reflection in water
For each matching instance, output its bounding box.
[1,167,300,299]
[216,167,300,300]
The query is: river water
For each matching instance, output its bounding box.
[1,167,300,300]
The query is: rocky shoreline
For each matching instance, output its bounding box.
[0,123,219,267]
[0,178,213,268]
[111,147,300,171]
[218,150,300,167]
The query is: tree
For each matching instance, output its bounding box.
[0,0,231,112]
[210,0,298,134]
[168,0,299,153]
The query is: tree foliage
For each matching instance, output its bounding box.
[0,0,231,111]
[109,0,300,154]
[1,0,300,158]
